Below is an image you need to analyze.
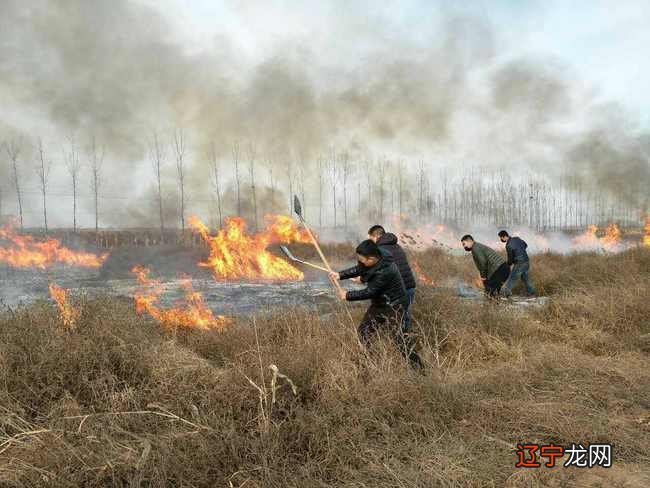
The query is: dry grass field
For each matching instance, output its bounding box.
[1,247,649,487]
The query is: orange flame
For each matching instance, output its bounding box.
[601,223,622,251]
[48,283,80,330]
[573,223,624,252]
[644,218,650,248]
[0,224,107,268]
[189,215,311,281]
[132,266,230,330]
[412,260,435,286]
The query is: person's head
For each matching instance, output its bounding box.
[460,234,474,252]
[367,224,385,243]
[356,239,382,267]
[498,230,510,243]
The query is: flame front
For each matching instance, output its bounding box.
[0,224,107,268]
[644,218,650,247]
[48,283,79,330]
[601,223,622,251]
[572,223,624,252]
[189,215,311,281]
[132,266,230,330]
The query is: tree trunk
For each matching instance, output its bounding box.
[233,143,241,216]
[248,143,258,231]
[72,174,77,232]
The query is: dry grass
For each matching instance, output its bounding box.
[1,249,649,487]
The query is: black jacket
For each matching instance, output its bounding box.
[506,237,529,265]
[338,249,408,307]
[376,233,416,289]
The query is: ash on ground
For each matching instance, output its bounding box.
[0,249,549,316]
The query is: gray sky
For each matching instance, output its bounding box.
[138,0,650,126]
[1,0,648,228]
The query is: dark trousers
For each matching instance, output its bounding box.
[358,303,423,370]
[403,288,416,332]
[484,263,510,297]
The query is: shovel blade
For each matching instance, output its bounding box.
[279,245,297,261]
[293,195,303,219]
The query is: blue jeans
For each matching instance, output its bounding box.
[403,288,416,332]
[503,262,536,296]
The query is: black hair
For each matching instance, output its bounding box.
[367,225,385,236]
[356,239,381,258]
[460,234,474,242]
[498,230,509,238]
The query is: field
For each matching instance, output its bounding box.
[1,247,649,487]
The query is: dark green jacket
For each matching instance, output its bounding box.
[471,242,506,279]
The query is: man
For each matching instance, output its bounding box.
[330,240,423,370]
[461,234,509,298]
[367,225,417,331]
[498,230,537,298]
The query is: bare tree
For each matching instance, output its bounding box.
[35,138,51,233]
[341,152,350,231]
[172,129,187,231]
[149,131,166,241]
[417,159,425,220]
[298,157,306,224]
[377,158,387,222]
[87,136,104,238]
[317,155,324,229]
[268,158,277,212]
[5,139,23,229]
[397,161,404,219]
[248,142,258,230]
[63,134,82,232]
[209,142,223,228]
[287,157,294,214]
[329,150,337,228]
[232,142,242,215]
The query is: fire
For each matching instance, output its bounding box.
[412,260,435,286]
[0,224,107,268]
[132,266,230,330]
[189,215,311,281]
[572,223,624,252]
[644,218,650,247]
[601,223,622,251]
[48,283,79,330]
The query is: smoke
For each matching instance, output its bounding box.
[1,0,648,227]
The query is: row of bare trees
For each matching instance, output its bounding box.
[147,133,261,242]
[1,136,104,234]
[2,135,646,234]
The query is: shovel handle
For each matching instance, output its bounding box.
[301,223,343,293]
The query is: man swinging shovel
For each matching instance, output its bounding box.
[292,196,423,370]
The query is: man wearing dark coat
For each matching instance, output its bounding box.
[330,239,423,370]
[367,225,417,331]
[498,230,537,297]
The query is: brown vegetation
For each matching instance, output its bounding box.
[1,249,649,487]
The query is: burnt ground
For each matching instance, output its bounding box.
[0,243,549,320]
[0,245,351,315]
